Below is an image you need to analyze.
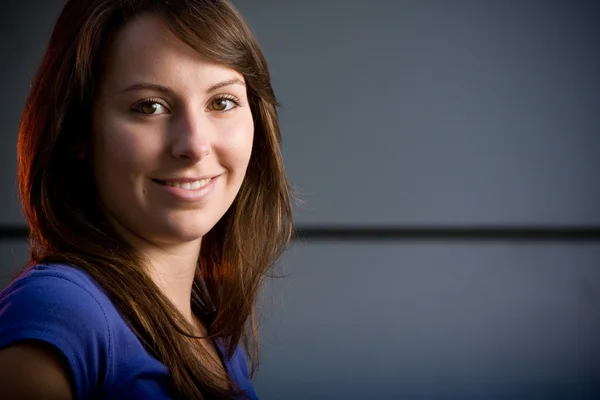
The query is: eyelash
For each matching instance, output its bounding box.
[131,95,242,114]
[131,97,167,113]
[212,94,241,111]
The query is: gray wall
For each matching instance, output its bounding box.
[2,1,599,399]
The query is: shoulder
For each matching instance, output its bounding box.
[220,342,258,399]
[0,262,109,300]
[0,263,114,399]
[0,263,114,344]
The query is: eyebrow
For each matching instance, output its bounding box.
[206,78,246,93]
[119,78,246,95]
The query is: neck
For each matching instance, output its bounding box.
[143,241,201,323]
[106,214,202,323]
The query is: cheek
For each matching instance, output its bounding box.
[219,112,254,169]
[93,120,157,176]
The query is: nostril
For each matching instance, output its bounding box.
[174,152,192,161]
[172,142,211,162]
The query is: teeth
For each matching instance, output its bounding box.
[164,179,211,190]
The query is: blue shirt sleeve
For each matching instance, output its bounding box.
[0,268,112,399]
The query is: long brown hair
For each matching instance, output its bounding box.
[16,0,293,398]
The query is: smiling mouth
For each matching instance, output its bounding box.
[153,178,213,190]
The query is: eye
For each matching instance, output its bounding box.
[131,99,170,115]
[209,95,240,112]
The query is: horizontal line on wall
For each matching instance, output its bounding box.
[2,225,600,242]
[0,227,29,239]
[295,226,600,241]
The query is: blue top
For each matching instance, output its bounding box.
[0,263,258,399]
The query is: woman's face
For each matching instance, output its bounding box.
[92,13,254,247]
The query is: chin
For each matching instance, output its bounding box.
[158,219,219,243]
[146,204,232,245]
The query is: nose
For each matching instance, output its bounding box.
[170,111,211,163]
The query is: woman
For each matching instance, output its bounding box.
[0,0,293,399]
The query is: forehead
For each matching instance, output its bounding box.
[99,13,243,92]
